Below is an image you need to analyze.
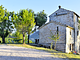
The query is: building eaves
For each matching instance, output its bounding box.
[62,8,80,17]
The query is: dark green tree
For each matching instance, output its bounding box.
[11,9,35,44]
[0,5,14,43]
[35,10,47,28]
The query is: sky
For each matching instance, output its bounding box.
[0,0,80,33]
[0,0,80,21]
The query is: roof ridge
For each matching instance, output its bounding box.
[49,7,79,17]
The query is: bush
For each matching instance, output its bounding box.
[69,52,73,54]
[76,53,79,55]
[39,44,43,47]
[13,39,22,43]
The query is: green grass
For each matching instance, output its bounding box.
[6,44,80,59]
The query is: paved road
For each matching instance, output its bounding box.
[0,45,69,60]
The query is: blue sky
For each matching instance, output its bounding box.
[1,0,80,33]
[0,0,80,17]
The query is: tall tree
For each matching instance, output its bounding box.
[11,9,35,44]
[0,5,14,43]
[35,10,47,28]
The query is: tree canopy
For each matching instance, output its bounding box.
[0,5,14,43]
[11,9,35,44]
[0,5,47,44]
[35,10,47,27]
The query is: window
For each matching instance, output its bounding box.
[70,44,71,50]
[70,44,74,51]
[70,30,71,35]
[57,26,59,34]
[35,39,39,44]
[77,31,79,36]
[72,44,74,51]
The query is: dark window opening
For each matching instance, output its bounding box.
[70,44,71,50]
[70,44,74,51]
[35,39,39,44]
[57,26,59,34]
[77,31,79,36]
[70,30,71,35]
[72,44,74,51]
[56,13,57,15]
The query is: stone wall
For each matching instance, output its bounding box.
[39,7,80,53]
[39,22,66,52]
[49,8,74,28]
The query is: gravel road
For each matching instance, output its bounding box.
[0,45,69,60]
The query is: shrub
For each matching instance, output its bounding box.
[69,52,73,54]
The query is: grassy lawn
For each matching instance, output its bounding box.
[6,44,80,59]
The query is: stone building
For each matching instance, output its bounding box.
[39,6,80,53]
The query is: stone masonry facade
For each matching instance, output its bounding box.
[39,22,66,52]
[39,6,80,53]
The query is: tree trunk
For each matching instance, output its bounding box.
[2,36,5,43]
[2,28,5,43]
[23,34,25,44]
[28,34,30,44]
[51,42,53,50]
[54,41,57,50]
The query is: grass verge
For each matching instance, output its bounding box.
[7,44,80,59]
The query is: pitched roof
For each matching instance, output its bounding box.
[62,8,79,17]
[39,7,77,30]
[49,8,79,17]
[30,30,39,39]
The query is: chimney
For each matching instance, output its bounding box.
[59,6,61,9]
